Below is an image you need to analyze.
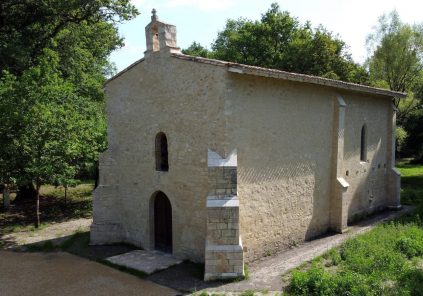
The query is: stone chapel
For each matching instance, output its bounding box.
[91,10,405,280]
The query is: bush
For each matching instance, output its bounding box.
[288,266,377,296]
[398,268,423,296]
[396,237,423,259]
[289,265,336,295]
[339,229,408,279]
[396,126,408,154]
[323,248,342,266]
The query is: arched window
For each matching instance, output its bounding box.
[155,132,169,171]
[360,125,367,162]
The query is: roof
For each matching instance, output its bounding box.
[171,53,406,98]
[105,58,145,85]
[105,52,406,99]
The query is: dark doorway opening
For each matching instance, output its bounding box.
[154,191,172,253]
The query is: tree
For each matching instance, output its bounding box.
[0,50,106,226]
[366,11,423,122]
[0,0,137,76]
[182,42,211,58]
[183,3,368,84]
[0,0,137,225]
[366,11,423,161]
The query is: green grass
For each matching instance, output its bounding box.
[0,182,94,236]
[240,290,255,296]
[243,263,250,280]
[286,161,423,296]
[1,222,50,234]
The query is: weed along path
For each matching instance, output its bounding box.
[0,251,178,296]
[204,207,413,293]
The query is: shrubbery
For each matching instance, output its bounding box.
[287,163,423,295]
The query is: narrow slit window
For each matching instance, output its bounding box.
[360,125,367,162]
[155,132,169,171]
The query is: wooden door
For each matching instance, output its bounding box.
[154,192,172,253]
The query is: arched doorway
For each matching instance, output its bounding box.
[153,191,172,253]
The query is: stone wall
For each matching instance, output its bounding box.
[91,50,229,262]
[224,75,335,262]
[91,150,125,244]
[342,94,398,221]
[92,43,399,268]
[223,73,398,262]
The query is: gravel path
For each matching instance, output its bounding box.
[1,218,92,249]
[0,251,178,296]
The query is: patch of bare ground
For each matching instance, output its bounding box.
[0,218,92,249]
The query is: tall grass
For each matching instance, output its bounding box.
[287,162,423,295]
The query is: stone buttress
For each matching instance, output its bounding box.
[90,150,124,244]
[204,149,244,281]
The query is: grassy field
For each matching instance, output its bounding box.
[286,162,423,296]
[0,183,94,236]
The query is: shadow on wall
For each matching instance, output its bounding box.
[346,151,390,224]
[304,175,329,241]
[344,125,389,223]
[238,156,334,251]
[238,157,317,184]
[237,131,391,257]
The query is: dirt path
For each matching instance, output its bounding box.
[204,206,413,293]
[0,251,178,296]
[1,218,92,249]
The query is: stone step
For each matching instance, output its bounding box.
[106,250,182,275]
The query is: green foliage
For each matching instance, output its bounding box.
[396,126,408,153]
[397,162,423,206]
[0,183,93,238]
[289,266,373,296]
[395,236,423,259]
[402,109,423,162]
[322,248,341,266]
[184,3,368,84]
[367,11,423,94]
[0,50,106,189]
[243,263,250,280]
[0,0,138,76]
[182,42,211,58]
[397,268,423,296]
[366,11,423,122]
[0,0,137,224]
[287,162,423,295]
[366,11,423,161]
[239,290,255,296]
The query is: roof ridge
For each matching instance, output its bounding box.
[170,53,406,98]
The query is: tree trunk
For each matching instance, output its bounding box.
[35,183,41,228]
[64,185,67,206]
[2,184,10,210]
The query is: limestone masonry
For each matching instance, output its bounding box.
[91,10,405,281]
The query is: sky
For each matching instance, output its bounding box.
[110,0,423,72]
